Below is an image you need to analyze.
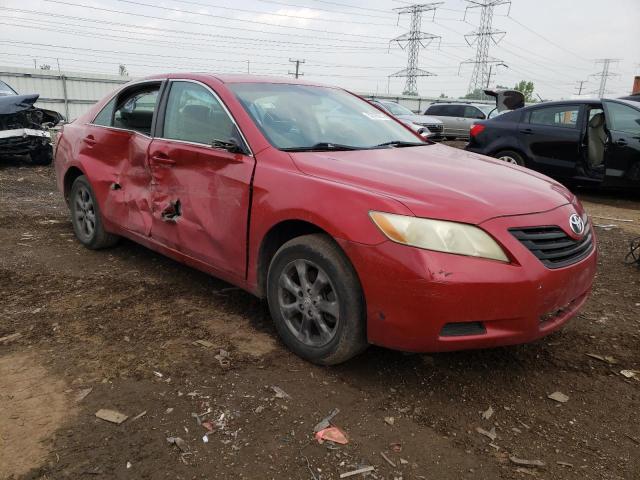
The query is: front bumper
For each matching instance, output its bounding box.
[338,204,597,352]
[0,128,51,155]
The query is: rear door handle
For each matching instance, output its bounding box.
[83,135,96,146]
[150,154,176,166]
[519,128,534,135]
[614,138,628,146]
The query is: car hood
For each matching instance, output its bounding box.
[397,114,442,125]
[288,143,573,225]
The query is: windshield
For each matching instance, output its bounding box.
[230,83,424,151]
[382,101,414,116]
[0,80,17,96]
[476,104,494,115]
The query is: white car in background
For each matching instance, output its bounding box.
[370,99,444,139]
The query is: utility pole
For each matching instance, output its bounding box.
[486,62,507,88]
[592,59,620,97]
[288,58,305,79]
[460,0,511,99]
[247,60,250,74]
[574,80,587,96]
[389,3,442,96]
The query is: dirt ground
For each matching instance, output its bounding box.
[1,148,639,480]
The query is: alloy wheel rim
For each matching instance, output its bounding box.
[74,186,96,239]
[499,155,518,165]
[277,259,339,348]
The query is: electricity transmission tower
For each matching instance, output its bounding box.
[460,0,511,98]
[592,59,619,97]
[288,58,305,79]
[574,80,587,96]
[389,3,442,96]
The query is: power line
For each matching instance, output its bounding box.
[460,0,511,97]
[389,3,442,96]
[575,80,588,96]
[288,59,305,79]
[592,59,620,97]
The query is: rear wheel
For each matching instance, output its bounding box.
[70,175,119,249]
[266,234,367,365]
[495,150,526,167]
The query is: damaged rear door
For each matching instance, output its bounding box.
[89,81,162,236]
[148,80,255,278]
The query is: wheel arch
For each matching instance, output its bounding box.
[63,166,86,204]
[256,219,343,298]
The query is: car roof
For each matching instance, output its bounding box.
[141,72,333,89]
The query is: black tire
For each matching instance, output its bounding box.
[69,175,119,249]
[266,234,367,365]
[29,145,53,166]
[495,150,526,167]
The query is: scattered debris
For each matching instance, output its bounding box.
[340,466,375,478]
[482,406,494,420]
[548,391,569,403]
[315,426,348,445]
[132,410,147,421]
[153,371,164,378]
[591,215,633,223]
[193,339,215,348]
[74,387,93,403]
[509,456,545,468]
[384,416,395,426]
[515,467,537,476]
[126,461,132,469]
[389,443,402,453]
[556,461,574,467]
[271,386,290,399]
[476,426,497,441]
[0,332,21,344]
[594,224,618,231]
[95,409,128,425]
[202,434,209,443]
[254,405,265,414]
[380,451,396,468]
[215,349,230,367]
[165,408,174,414]
[314,408,340,433]
[586,353,618,365]
[620,370,639,379]
[626,434,640,445]
[399,458,408,465]
[166,436,188,452]
[202,420,214,432]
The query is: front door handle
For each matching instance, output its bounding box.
[519,128,534,135]
[614,138,628,146]
[83,135,97,146]
[150,154,176,166]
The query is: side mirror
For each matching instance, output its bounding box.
[211,137,247,154]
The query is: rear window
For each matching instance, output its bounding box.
[0,80,17,96]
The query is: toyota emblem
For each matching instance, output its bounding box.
[569,214,585,236]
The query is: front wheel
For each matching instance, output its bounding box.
[70,175,119,249]
[495,150,526,167]
[266,234,368,365]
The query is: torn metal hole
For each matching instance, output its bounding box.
[161,199,181,222]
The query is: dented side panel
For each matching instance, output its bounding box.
[147,139,255,281]
[77,125,154,236]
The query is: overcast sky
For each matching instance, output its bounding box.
[1,0,638,99]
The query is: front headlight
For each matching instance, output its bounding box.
[369,211,509,262]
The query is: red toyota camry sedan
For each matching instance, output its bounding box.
[54,74,597,364]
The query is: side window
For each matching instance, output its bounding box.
[93,97,116,126]
[528,105,579,128]
[113,87,159,135]
[604,102,640,135]
[464,106,484,119]
[162,81,236,145]
[426,105,441,115]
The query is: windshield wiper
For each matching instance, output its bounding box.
[281,142,361,152]
[375,140,427,148]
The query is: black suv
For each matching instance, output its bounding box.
[466,98,640,189]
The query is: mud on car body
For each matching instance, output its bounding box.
[0,80,64,165]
